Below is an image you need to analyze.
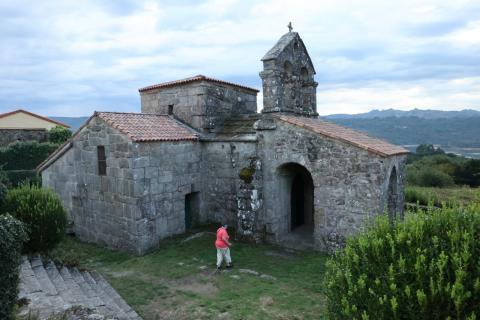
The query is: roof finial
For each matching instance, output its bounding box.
[287,22,293,33]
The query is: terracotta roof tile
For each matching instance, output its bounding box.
[276,114,409,157]
[138,75,259,93]
[96,112,198,142]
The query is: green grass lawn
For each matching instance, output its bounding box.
[49,233,328,320]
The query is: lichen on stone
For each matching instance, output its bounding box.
[239,166,255,183]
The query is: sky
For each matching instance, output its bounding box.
[1,0,480,117]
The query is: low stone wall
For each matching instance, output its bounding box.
[0,129,49,146]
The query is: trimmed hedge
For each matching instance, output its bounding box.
[4,184,67,252]
[325,205,480,319]
[0,214,27,319]
[0,140,58,171]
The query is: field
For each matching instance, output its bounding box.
[49,233,328,320]
[405,185,480,206]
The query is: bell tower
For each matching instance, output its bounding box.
[260,26,318,117]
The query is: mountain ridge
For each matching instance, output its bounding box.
[325,108,480,119]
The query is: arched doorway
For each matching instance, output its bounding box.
[278,163,314,235]
[387,167,398,220]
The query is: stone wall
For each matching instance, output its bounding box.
[42,116,201,254]
[200,140,260,233]
[257,119,407,252]
[260,33,318,117]
[132,140,201,252]
[140,81,257,131]
[0,128,49,146]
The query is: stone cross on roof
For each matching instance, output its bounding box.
[287,22,293,32]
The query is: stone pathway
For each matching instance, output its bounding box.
[18,255,141,320]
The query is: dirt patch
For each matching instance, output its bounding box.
[171,277,218,297]
[107,270,135,278]
[260,296,274,307]
[264,250,297,259]
[143,296,206,320]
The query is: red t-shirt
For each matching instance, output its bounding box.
[215,227,229,248]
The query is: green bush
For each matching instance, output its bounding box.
[325,205,480,319]
[4,184,67,252]
[49,125,72,144]
[417,167,455,187]
[0,167,9,210]
[0,214,28,319]
[5,170,40,187]
[0,141,58,171]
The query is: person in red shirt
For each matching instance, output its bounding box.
[215,224,233,270]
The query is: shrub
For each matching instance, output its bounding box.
[325,205,480,319]
[5,170,40,188]
[4,184,67,252]
[417,167,455,187]
[49,125,72,144]
[0,167,9,210]
[0,141,58,171]
[0,214,28,319]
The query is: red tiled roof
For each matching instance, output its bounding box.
[96,112,198,142]
[276,114,409,157]
[0,109,70,128]
[138,75,260,93]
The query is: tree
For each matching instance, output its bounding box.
[49,125,72,144]
[415,144,444,156]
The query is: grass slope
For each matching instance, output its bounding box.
[50,233,327,320]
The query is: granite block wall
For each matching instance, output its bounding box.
[43,116,201,254]
[257,119,406,252]
[140,81,257,131]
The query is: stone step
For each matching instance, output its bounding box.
[91,272,141,320]
[19,256,42,297]
[30,256,58,296]
[19,256,141,319]
[70,268,108,312]
[44,261,72,310]
[81,271,125,317]
[85,271,130,319]
[59,265,91,307]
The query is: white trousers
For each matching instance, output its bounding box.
[216,247,232,267]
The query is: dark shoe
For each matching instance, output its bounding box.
[226,264,233,269]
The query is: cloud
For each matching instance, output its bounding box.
[0,0,479,116]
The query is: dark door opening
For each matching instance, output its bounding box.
[185,192,199,230]
[278,163,314,233]
[291,174,306,229]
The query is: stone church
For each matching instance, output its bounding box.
[39,31,408,254]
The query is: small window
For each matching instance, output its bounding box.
[97,146,107,176]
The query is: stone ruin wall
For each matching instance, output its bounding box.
[140,81,257,131]
[0,128,49,146]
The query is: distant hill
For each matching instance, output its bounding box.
[325,115,480,148]
[50,116,89,131]
[326,108,480,119]
[50,109,480,150]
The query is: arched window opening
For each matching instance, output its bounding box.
[387,167,398,220]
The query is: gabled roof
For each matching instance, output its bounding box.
[261,32,316,73]
[96,112,198,142]
[276,114,409,157]
[0,109,70,128]
[37,111,199,172]
[138,75,259,93]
